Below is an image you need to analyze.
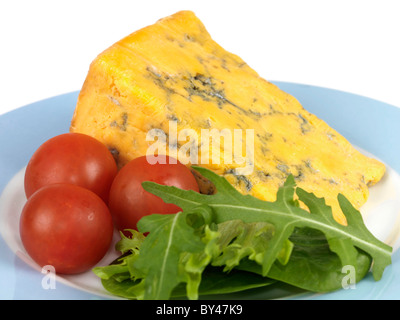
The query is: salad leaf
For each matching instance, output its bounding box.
[209,219,293,270]
[93,220,278,299]
[96,257,276,300]
[129,206,212,300]
[172,266,276,297]
[237,227,373,292]
[94,167,392,300]
[143,167,392,280]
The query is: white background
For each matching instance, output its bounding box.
[0,0,399,116]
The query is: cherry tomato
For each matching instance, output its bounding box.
[19,183,114,274]
[108,155,199,232]
[24,133,117,203]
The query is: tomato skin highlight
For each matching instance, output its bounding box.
[24,133,118,203]
[19,184,114,274]
[108,155,200,232]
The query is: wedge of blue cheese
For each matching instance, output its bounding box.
[70,10,385,224]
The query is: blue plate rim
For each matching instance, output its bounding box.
[1,81,399,300]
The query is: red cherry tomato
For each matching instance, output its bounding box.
[108,155,199,232]
[19,183,114,274]
[24,133,117,203]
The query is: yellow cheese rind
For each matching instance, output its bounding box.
[70,10,385,225]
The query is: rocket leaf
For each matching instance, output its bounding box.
[142,167,392,280]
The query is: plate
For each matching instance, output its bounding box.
[1,82,400,300]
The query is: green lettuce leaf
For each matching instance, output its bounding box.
[237,227,373,292]
[131,206,213,299]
